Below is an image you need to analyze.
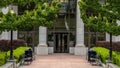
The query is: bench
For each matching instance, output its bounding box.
[88,50,101,66]
[23,48,33,64]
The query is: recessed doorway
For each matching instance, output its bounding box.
[54,33,70,53]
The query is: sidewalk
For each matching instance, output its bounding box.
[19,53,103,68]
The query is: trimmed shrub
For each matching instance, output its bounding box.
[93,47,109,63]
[0,47,31,66]
[0,40,9,51]
[7,47,31,62]
[113,52,120,66]
[0,39,26,51]
[96,41,120,52]
[0,52,7,66]
[93,47,120,66]
[12,39,27,49]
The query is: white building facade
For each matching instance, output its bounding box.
[35,0,87,55]
[1,0,120,56]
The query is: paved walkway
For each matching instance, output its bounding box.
[20,53,103,68]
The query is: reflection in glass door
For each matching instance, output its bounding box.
[54,33,69,53]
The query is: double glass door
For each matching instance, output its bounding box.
[54,33,69,53]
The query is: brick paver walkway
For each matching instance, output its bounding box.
[20,53,103,68]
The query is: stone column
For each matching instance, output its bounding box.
[106,20,120,42]
[74,0,87,55]
[36,26,48,55]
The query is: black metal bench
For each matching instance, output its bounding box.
[23,48,33,64]
[88,49,100,65]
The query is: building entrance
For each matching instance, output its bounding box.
[54,33,69,53]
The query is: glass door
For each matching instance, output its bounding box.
[54,33,69,53]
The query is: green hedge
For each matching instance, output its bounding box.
[113,52,120,66]
[0,46,31,66]
[93,47,120,66]
[0,52,7,66]
[7,47,31,62]
[93,47,109,63]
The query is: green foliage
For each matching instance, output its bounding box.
[7,47,31,62]
[0,47,31,66]
[78,0,106,33]
[113,52,120,66]
[106,0,120,15]
[0,52,7,66]
[0,0,13,7]
[79,0,120,36]
[93,47,109,63]
[0,1,61,31]
[0,0,48,7]
[93,47,120,66]
[17,1,61,29]
[0,11,18,31]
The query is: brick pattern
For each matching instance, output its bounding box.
[20,53,102,68]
